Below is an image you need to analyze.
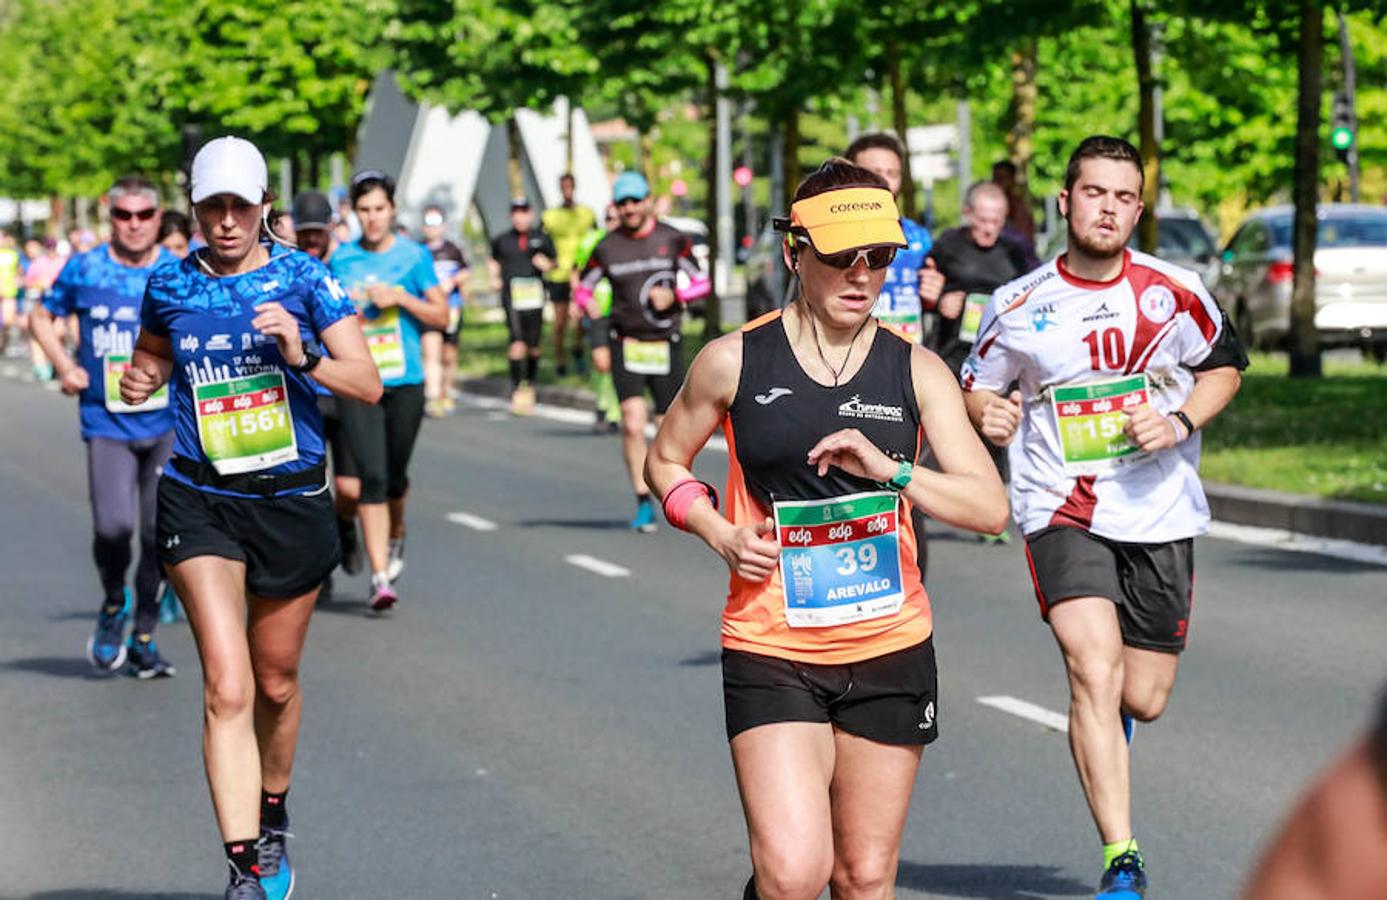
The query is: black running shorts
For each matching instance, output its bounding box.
[156,476,339,599]
[722,638,939,745]
[610,335,684,414]
[1024,525,1195,653]
[546,280,572,304]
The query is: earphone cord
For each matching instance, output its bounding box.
[804,297,871,388]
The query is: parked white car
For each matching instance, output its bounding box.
[1216,204,1387,359]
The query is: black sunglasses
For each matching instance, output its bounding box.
[797,236,897,270]
[111,207,158,222]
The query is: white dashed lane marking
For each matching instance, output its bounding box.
[564,554,631,578]
[977,695,1070,733]
[447,511,499,532]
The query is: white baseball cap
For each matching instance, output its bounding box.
[190,136,268,205]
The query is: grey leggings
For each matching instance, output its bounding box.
[87,433,173,635]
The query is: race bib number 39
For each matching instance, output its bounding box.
[363,307,407,381]
[195,371,299,475]
[104,354,168,413]
[774,491,905,629]
[1052,374,1150,476]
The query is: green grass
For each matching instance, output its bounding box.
[1200,352,1387,504]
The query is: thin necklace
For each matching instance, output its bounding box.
[805,302,871,388]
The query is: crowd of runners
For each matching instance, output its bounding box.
[7,120,1318,900]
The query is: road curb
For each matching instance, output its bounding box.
[1203,483,1387,548]
[456,376,1387,548]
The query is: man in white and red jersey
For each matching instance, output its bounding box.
[962,135,1246,899]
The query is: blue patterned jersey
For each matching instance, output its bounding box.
[45,245,177,441]
[871,218,933,341]
[140,247,356,497]
[328,237,439,388]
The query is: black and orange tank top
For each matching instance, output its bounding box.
[720,311,933,664]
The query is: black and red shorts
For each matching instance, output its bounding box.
[1024,525,1194,653]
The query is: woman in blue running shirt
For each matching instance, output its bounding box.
[120,136,381,900]
[329,170,447,611]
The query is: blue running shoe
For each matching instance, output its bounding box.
[257,827,294,900]
[127,634,176,679]
[1097,849,1146,898]
[630,496,657,533]
[1122,712,1135,746]
[86,607,128,672]
[158,584,183,624]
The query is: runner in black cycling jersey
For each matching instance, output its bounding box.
[575,172,709,532]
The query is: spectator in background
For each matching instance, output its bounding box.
[991,159,1040,269]
[158,210,193,259]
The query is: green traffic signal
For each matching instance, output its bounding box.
[1330,126,1354,151]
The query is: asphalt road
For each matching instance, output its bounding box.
[1,373,1383,900]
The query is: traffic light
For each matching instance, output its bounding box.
[1330,91,1355,164]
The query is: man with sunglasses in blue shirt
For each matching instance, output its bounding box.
[29,175,179,678]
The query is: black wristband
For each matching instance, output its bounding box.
[1171,410,1195,437]
[291,348,322,373]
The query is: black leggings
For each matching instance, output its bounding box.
[337,384,426,504]
[87,433,173,634]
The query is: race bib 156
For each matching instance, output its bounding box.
[1051,374,1151,476]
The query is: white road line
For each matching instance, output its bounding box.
[564,554,631,578]
[977,695,1069,733]
[1207,521,1387,567]
[446,511,499,532]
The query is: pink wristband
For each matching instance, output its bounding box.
[661,478,720,531]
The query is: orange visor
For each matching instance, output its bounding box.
[788,187,906,255]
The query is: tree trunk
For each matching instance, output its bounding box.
[308,152,322,191]
[1132,0,1160,254]
[782,108,801,201]
[887,39,916,220]
[1290,0,1323,378]
[704,55,722,335]
[1006,40,1037,223]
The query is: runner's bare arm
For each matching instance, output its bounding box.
[27,304,85,395]
[646,334,780,581]
[907,348,1009,534]
[120,331,173,405]
[312,316,383,404]
[366,282,450,330]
